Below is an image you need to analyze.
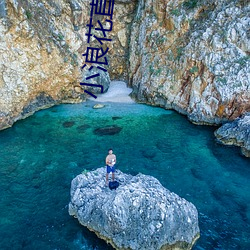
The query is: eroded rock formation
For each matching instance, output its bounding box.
[215,112,250,157]
[0,0,136,130]
[69,168,200,250]
[129,0,250,125]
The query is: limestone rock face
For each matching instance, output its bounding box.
[1,0,249,136]
[215,112,250,157]
[0,0,136,130]
[129,0,250,124]
[69,168,200,250]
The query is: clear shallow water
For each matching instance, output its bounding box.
[0,101,249,250]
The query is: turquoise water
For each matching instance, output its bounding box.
[0,101,249,250]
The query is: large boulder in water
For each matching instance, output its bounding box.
[215,112,250,157]
[68,168,200,250]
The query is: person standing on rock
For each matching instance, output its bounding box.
[106,148,116,185]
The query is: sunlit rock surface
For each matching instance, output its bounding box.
[129,0,250,124]
[0,0,136,130]
[69,168,200,250]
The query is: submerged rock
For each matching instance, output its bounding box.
[141,148,157,159]
[76,124,91,132]
[112,116,122,120]
[69,168,200,250]
[93,125,122,135]
[215,113,250,157]
[62,121,75,128]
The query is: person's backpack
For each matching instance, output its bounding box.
[109,181,119,190]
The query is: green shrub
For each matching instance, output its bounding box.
[189,66,199,73]
[155,68,162,76]
[170,8,181,16]
[175,47,184,60]
[58,33,64,41]
[149,64,154,74]
[25,10,32,19]
[183,0,198,9]
[156,36,167,45]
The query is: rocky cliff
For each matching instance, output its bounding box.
[129,0,250,125]
[1,0,249,146]
[69,168,200,250]
[0,0,136,130]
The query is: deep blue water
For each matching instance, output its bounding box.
[0,101,249,250]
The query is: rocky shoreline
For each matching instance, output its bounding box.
[215,112,250,157]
